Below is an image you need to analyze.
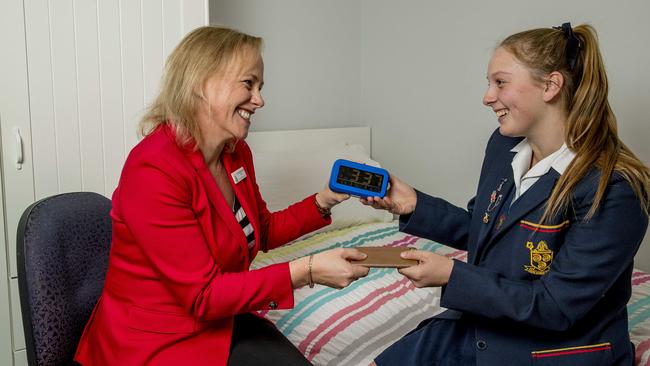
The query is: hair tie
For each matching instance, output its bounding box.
[553,22,582,71]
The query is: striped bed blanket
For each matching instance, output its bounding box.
[251,221,650,366]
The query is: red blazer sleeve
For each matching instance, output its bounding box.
[115,150,295,321]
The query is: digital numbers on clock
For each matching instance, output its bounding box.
[329,159,389,198]
[336,166,384,193]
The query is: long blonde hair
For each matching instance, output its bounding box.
[501,24,650,220]
[140,25,262,147]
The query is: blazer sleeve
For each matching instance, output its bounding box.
[398,190,473,250]
[116,155,296,320]
[440,175,648,331]
[240,142,331,252]
[396,130,503,250]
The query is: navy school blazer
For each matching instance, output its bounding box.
[400,129,648,365]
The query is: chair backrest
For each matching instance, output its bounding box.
[17,192,112,366]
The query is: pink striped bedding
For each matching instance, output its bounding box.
[251,222,650,366]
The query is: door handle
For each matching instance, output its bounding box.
[13,127,23,170]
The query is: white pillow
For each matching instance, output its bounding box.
[251,144,393,232]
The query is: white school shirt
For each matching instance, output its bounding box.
[510,139,576,203]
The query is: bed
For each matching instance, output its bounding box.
[246,127,650,366]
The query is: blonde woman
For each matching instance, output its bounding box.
[365,23,650,365]
[74,26,369,366]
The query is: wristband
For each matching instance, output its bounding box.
[308,255,315,288]
[314,196,332,218]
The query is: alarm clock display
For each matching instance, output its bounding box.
[329,159,389,198]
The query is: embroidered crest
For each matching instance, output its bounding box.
[524,240,553,275]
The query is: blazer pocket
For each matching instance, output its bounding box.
[127,306,199,334]
[531,343,613,366]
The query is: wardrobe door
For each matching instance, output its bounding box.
[0,1,207,364]
[0,0,32,364]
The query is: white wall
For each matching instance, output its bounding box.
[210,0,650,270]
[210,0,362,131]
[360,0,650,269]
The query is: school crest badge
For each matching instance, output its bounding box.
[524,240,553,275]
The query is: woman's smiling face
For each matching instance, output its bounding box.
[199,47,265,143]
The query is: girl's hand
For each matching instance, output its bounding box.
[397,250,454,288]
[360,175,417,215]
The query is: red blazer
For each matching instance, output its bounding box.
[74,125,330,366]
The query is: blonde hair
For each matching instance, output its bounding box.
[501,24,650,221]
[140,25,262,147]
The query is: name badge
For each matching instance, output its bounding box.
[231,167,247,184]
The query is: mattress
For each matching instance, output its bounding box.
[252,222,650,366]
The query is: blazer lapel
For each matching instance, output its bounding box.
[484,169,560,251]
[223,150,260,260]
[473,164,514,265]
[187,149,251,259]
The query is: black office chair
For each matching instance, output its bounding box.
[17,192,112,366]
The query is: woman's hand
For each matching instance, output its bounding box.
[290,248,370,289]
[360,175,417,215]
[316,186,350,209]
[397,250,454,288]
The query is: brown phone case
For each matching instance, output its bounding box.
[351,246,418,268]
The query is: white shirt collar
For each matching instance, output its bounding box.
[510,138,575,176]
[510,138,576,201]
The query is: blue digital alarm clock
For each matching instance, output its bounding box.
[329,159,389,198]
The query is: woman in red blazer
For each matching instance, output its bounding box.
[74,26,369,366]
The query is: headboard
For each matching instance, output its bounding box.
[247,127,370,155]
[244,126,391,230]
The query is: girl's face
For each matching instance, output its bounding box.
[482,47,547,138]
[199,48,265,143]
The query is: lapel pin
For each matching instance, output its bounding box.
[496,214,506,230]
[483,178,507,224]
